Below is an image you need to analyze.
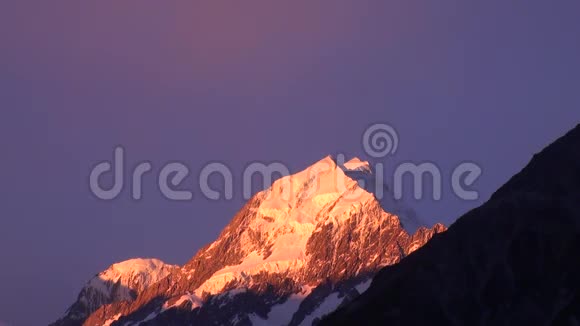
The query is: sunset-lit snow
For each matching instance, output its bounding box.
[342,157,372,173]
[193,156,378,297]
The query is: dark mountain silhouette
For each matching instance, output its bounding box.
[321,124,580,326]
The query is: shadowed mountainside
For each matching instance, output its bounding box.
[321,124,580,326]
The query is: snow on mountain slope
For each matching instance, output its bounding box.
[51,258,178,326]
[59,155,445,326]
[342,157,372,173]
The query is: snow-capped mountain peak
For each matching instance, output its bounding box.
[52,258,178,326]
[186,156,380,297]
[91,258,177,299]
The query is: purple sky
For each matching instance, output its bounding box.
[1,2,579,325]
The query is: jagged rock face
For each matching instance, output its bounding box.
[321,124,580,326]
[51,259,178,326]
[57,156,446,326]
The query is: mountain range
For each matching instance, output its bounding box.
[52,156,445,326]
[53,124,579,325]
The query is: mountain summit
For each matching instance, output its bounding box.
[52,259,178,326]
[53,155,445,326]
